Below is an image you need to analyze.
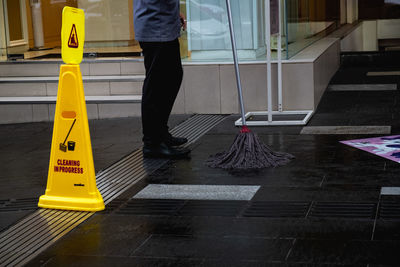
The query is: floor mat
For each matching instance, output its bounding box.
[341,135,400,163]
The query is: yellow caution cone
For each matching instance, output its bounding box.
[38,7,104,211]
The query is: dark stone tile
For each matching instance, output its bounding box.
[200,259,268,267]
[132,234,293,261]
[373,220,400,241]
[28,254,204,267]
[318,185,380,202]
[90,215,373,241]
[97,215,209,236]
[0,210,35,232]
[323,164,400,187]
[352,240,400,265]
[27,254,132,267]
[202,261,365,267]
[40,224,149,257]
[307,113,351,126]
[226,218,373,240]
[288,239,400,265]
[330,67,400,84]
[348,113,394,126]
[252,186,380,202]
[126,257,204,267]
[0,183,46,199]
[251,187,316,202]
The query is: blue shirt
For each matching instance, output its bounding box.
[133,0,181,42]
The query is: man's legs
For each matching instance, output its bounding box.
[139,39,189,157]
[159,39,183,133]
[140,39,182,144]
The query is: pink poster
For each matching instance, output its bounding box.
[341,135,400,163]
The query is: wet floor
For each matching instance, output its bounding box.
[4,54,400,266]
[0,115,189,232]
[27,123,400,265]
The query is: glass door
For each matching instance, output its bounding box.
[4,0,29,55]
[0,0,7,61]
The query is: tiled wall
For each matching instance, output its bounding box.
[175,40,340,114]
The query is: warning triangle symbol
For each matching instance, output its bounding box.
[68,24,79,48]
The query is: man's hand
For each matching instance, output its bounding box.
[180,13,186,31]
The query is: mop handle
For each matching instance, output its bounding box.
[225,0,247,126]
[62,119,76,145]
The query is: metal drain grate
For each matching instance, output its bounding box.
[309,202,377,219]
[116,199,185,216]
[172,114,226,148]
[116,199,246,217]
[0,114,226,266]
[378,201,400,220]
[96,150,167,205]
[96,114,226,205]
[0,198,38,212]
[243,201,310,218]
[0,209,92,266]
[99,198,128,214]
[178,200,246,217]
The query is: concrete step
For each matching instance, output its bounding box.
[0,95,142,104]
[0,59,146,123]
[0,75,145,83]
[0,59,145,77]
[0,95,142,124]
[341,51,400,68]
[0,75,144,97]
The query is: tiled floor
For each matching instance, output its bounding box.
[0,115,189,232]
[3,54,400,266]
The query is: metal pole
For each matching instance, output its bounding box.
[225,0,247,126]
[265,0,272,122]
[278,0,283,112]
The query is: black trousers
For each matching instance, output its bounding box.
[139,39,183,145]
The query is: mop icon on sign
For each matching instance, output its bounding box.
[59,119,76,152]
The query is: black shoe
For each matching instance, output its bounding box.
[164,135,188,147]
[143,142,190,159]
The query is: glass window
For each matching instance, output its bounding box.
[186,0,266,61]
[0,0,343,62]
[1,0,141,61]
[285,0,340,58]
[185,0,342,61]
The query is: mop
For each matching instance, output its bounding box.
[206,0,294,170]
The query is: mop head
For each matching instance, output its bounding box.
[206,126,294,170]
